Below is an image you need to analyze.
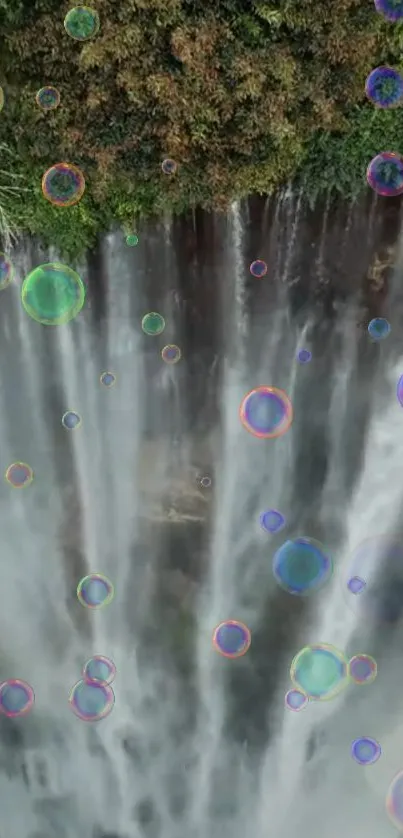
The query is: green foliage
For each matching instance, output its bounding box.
[0,0,401,255]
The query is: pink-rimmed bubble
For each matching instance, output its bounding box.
[386,769,403,830]
[69,678,115,721]
[367,152,403,197]
[212,620,251,659]
[348,654,377,685]
[249,260,267,278]
[76,573,114,609]
[5,462,34,489]
[397,374,403,407]
[351,736,381,765]
[239,386,293,439]
[0,679,35,717]
[285,688,308,712]
[83,655,116,685]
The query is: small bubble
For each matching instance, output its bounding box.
[161,344,181,364]
[35,86,60,111]
[83,655,116,685]
[141,312,165,336]
[100,371,116,387]
[161,158,177,175]
[285,688,308,712]
[0,679,35,717]
[347,576,366,595]
[368,317,391,341]
[212,620,251,659]
[126,234,138,247]
[61,410,81,430]
[69,679,115,721]
[77,573,114,609]
[351,736,381,765]
[260,509,285,534]
[249,260,267,278]
[5,462,34,489]
[297,349,312,364]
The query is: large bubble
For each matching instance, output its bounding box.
[64,6,100,40]
[290,643,349,701]
[0,679,35,717]
[342,536,403,625]
[42,162,85,207]
[273,537,332,596]
[374,0,403,21]
[21,262,85,326]
[239,386,293,439]
[213,620,251,659]
[367,152,403,197]
[365,66,403,108]
[69,679,114,721]
[77,573,114,609]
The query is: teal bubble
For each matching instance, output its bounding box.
[273,537,332,595]
[290,643,349,701]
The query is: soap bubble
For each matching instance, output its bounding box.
[161,344,181,364]
[297,349,312,364]
[273,537,332,596]
[21,262,85,325]
[386,770,403,830]
[290,643,349,701]
[348,654,377,685]
[141,312,165,336]
[347,576,366,594]
[42,162,85,207]
[351,737,381,765]
[0,252,14,289]
[0,679,35,717]
[69,679,114,721]
[35,86,60,111]
[374,0,403,21]
[342,536,403,625]
[239,386,293,439]
[368,317,391,340]
[77,573,114,609]
[161,158,177,175]
[213,620,251,659]
[125,234,138,246]
[100,371,116,387]
[62,410,81,430]
[365,67,403,108]
[64,5,100,40]
[0,87,4,112]
[260,509,286,534]
[367,152,403,196]
[83,655,116,685]
[5,462,33,489]
[397,374,403,407]
[249,260,267,278]
[199,475,212,488]
[285,688,308,712]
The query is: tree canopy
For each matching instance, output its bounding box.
[0,0,402,256]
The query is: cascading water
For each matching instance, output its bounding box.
[1,193,403,838]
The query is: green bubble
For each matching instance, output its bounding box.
[64,5,100,41]
[290,643,349,701]
[126,234,138,247]
[141,311,165,336]
[21,262,86,325]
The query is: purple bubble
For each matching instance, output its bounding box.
[397,374,403,407]
[347,576,366,595]
[297,349,312,364]
[260,508,286,534]
[374,0,403,22]
[351,736,381,765]
[367,152,403,197]
[285,688,308,712]
[348,654,377,685]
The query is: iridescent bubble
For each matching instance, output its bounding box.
[347,576,366,594]
[125,234,138,246]
[42,162,85,207]
[21,262,85,325]
[5,462,33,489]
[239,386,293,439]
[386,769,403,830]
[365,67,403,109]
[368,317,391,340]
[342,536,403,625]
[397,374,403,407]
[161,158,177,175]
[64,6,100,40]
[290,643,349,701]
[83,655,116,685]
[35,86,60,111]
[374,0,403,22]
[100,371,116,387]
[0,252,14,289]
[367,152,403,197]
[260,508,286,534]
[212,620,251,659]
[141,312,165,336]
[161,344,181,364]
[0,679,35,717]
[77,573,114,609]
[351,737,381,766]
[62,410,81,430]
[297,348,312,364]
[348,654,377,685]
[285,688,308,712]
[249,260,267,278]
[69,679,114,721]
[273,537,332,596]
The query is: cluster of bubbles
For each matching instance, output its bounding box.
[69,654,116,722]
[212,620,251,659]
[239,385,293,439]
[141,311,183,369]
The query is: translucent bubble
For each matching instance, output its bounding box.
[62,410,81,430]
[0,87,4,112]
[367,152,403,197]
[64,6,100,40]
[77,573,114,609]
[161,344,181,364]
[69,679,114,721]
[212,620,251,659]
[347,576,366,594]
[249,260,267,278]
[125,234,138,246]
[42,162,85,207]
[368,317,391,340]
[374,0,403,21]
[342,536,403,624]
[0,252,14,289]
[348,654,377,685]
[386,769,403,830]
[285,688,308,712]
[141,312,165,336]
[351,737,381,766]
[100,371,116,387]
[21,262,86,325]
[0,679,35,717]
[239,386,293,439]
[35,86,60,111]
[200,475,212,488]
[161,158,177,175]
[365,66,403,109]
[83,655,116,685]
[5,462,34,489]
[273,537,332,596]
[290,643,349,701]
[260,508,286,534]
[297,349,312,364]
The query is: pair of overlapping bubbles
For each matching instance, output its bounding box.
[69,655,116,722]
[239,386,293,439]
[374,0,403,21]
[344,536,403,625]
[21,262,86,325]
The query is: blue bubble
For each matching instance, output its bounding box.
[213,620,251,659]
[100,371,116,387]
[367,153,403,197]
[62,410,81,430]
[83,655,116,685]
[273,537,332,595]
[347,576,366,595]
[260,509,286,534]
[351,737,381,765]
[0,679,35,717]
[285,688,308,711]
[397,374,403,407]
[365,66,403,108]
[368,317,391,341]
[69,679,115,721]
[297,349,312,364]
[77,573,114,609]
